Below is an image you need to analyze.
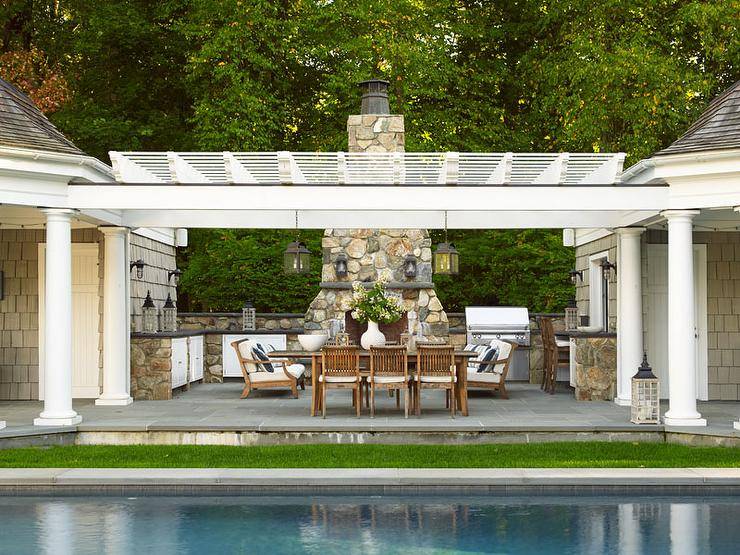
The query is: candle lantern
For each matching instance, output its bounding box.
[242,301,256,331]
[142,290,158,333]
[161,293,177,332]
[631,353,660,424]
[565,298,579,331]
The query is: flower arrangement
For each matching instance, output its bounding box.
[349,269,404,324]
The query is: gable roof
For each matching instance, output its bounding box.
[655,80,740,157]
[0,77,84,156]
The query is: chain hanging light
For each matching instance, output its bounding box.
[283,211,311,274]
[433,211,459,275]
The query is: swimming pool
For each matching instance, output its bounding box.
[0,496,738,554]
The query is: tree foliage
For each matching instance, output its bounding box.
[2,1,737,312]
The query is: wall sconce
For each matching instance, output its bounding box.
[569,269,583,285]
[130,259,146,279]
[334,253,349,278]
[600,259,617,281]
[403,254,418,278]
[168,268,182,286]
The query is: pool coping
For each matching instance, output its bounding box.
[1,468,739,495]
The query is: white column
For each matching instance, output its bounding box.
[615,227,645,406]
[35,209,82,426]
[734,209,740,430]
[662,210,705,426]
[96,227,133,406]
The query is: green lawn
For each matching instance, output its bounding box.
[0,442,737,468]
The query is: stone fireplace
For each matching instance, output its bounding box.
[304,80,449,340]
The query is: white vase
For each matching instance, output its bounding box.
[360,320,386,350]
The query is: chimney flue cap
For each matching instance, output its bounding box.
[358,79,390,115]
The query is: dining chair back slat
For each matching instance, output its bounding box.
[369,345,409,418]
[417,345,456,377]
[322,345,360,378]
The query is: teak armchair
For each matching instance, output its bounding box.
[415,345,456,418]
[321,345,361,418]
[231,338,304,398]
[369,345,410,418]
[466,339,517,399]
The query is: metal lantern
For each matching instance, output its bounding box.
[242,300,256,331]
[161,293,177,332]
[631,353,660,424]
[168,268,182,286]
[565,298,579,331]
[403,254,418,278]
[130,259,145,280]
[600,259,617,281]
[569,269,583,285]
[334,253,349,278]
[284,211,311,274]
[434,211,459,275]
[142,290,158,333]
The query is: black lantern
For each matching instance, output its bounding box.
[284,211,311,274]
[433,211,459,275]
[403,254,418,278]
[130,259,145,279]
[569,269,583,285]
[600,259,617,280]
[161,293,177,332]
[168,268,182,286]
[141,290,158,332]
[334,253,349,278]
[242,300,256,331]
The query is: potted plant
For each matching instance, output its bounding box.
[349,270,404,349]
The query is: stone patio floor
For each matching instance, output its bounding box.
[1,383,738,439]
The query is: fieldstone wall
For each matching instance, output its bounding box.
[131,336,172,400]
[347,114,404,153]
[574,335,617,401]
[178,313,304,332]
[204,334,223,383]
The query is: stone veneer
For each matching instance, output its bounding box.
[130,336,172,400]
[573,334,617,401]
[347,114,405,152]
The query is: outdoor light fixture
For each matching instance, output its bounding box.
[565,298,579,331]
[403,254,418,279]
[161,293,177,332]
[283,211,311,274]
[433,211,459,275]
[168,268,182,286]
[334,253,349,278]
[141,290,158,333]
[569,269,584,285]
[600,259,617,280]
[631,353,660,424]
[130,259,146,279]
[242,300,256,331]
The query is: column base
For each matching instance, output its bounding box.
[34,414,82,427]
[663,414,707,427]
[614,397,632,407]
[95,395,133,406]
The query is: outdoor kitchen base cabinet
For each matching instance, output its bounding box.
[171,337,189,390]
[188,335,204,382]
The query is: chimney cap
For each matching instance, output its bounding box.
[358,79,390,115]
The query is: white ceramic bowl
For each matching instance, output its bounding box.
[297,334,329,351]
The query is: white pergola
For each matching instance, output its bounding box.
[3,147,739,430]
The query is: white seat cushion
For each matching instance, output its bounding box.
[419,375,456,383]
[467,370,501,384]
[319,375,359,383]
[368,375,409,384]
[285,363,305,379]
[249,371,290,384]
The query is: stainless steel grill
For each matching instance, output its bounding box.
[465,307,531,380]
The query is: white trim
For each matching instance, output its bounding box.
[588,251,610,331]
[0,145,113,182]
[131,227,177,247]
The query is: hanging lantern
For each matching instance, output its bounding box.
[631,353,660,424]
[130,259,145,280]
[600,259,617,281]
[284,211,311,274]
[161,293,177,332]
[242,300,256,331]
[433,211,459,275]
[569,269,583,286]
[142,290,159,333]
[403,254,418,278]
[565,298,579,331]
[334,253,349,278]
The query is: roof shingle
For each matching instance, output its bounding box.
[655,80,740,157]
[0,77,84,156]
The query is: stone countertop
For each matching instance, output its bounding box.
[558,330,617,339]
[132,329,305,338]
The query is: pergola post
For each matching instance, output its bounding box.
[34,209,82,426]
[662,210,705,426]
[96,226,133,406]
[615,227,645,406]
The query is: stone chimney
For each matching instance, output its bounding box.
[304,80,448,341]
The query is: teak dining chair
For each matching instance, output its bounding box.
[369,345,410,418]
[415,345,456,418]
[320,345,361,418]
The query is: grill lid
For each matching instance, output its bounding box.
[465,306,530,328]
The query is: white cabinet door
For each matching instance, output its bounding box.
[222,334,287,377]
[171,337,189,389]
[188,335,204,382]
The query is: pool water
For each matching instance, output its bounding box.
[0,496,738,554]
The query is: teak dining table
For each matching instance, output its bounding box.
[271,349,479,417]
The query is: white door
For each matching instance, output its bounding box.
[188,335,204,382]
[646,244,708,400]
[39,243,101,399]
[171,337,189,389]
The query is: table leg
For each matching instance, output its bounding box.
[311,354,320,417]
[456,359,469,416]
